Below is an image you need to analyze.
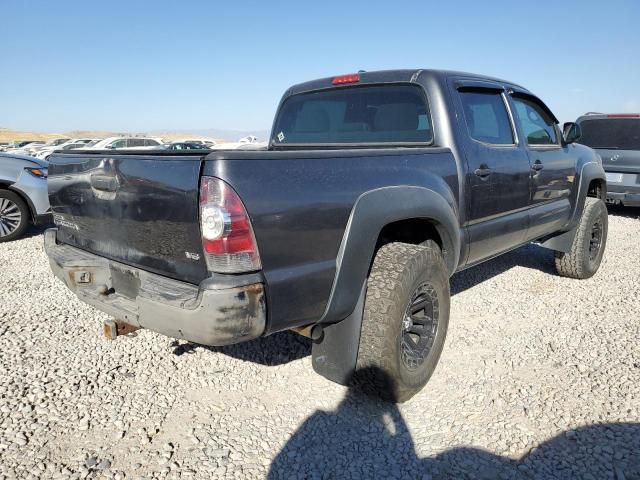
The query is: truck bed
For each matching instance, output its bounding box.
[49,147,459,333]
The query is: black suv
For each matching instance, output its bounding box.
[576,113,640,207]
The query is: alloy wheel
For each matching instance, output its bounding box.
[0,198,22,237]
[400,282,440,370]
[589,219,603,263]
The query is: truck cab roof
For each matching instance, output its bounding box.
[285,69,531,96]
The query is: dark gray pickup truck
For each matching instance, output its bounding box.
[46,69,608,402]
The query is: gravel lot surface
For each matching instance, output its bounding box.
[1,207,639,480]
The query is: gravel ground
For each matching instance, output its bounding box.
[1,207,639,480]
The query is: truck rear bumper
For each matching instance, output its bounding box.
[606,188,640,206]
[606,176,640,206]
[44,228,266,346]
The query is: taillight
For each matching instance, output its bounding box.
[199,176,261,273]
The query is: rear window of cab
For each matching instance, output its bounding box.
[272,84,433,146]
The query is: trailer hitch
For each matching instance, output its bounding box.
[103,319,140,340]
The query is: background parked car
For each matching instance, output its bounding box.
[8,140,40,150]
[25,138,70,156]
[209,135,267,150]
[163,141,209,151]
[0,153,51,241]
[35,138,100,160]
[172,138,216,147]
[89,137,164,150]
[6,141,45,155]
[575,113,640,207]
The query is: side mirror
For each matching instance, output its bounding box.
[563,122,582,144]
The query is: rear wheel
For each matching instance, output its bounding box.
[555,197,608,279]
[355,242,450,403]
[0,190,30,242]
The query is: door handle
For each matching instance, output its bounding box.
[474,167,492,178]
[531,161,544,172]
[90,174,118,192]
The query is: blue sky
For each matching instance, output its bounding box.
[1,0,639,133]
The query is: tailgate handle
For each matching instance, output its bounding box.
[90,174,118,192]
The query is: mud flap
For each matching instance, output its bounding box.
[311,283,366,385]
[536,227,578,253]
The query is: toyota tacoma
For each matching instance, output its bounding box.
[45,69,608,402]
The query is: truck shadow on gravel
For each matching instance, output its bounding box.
[21,223,52,240]
[267,368,640,480]
[607,204,640,219]
[171,332,312,366]
[174,244,556,366]
[450,243,555,296]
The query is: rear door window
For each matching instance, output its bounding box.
[272,84,432,146]
[579,118,640,150]
[512,96,559,146]
[459,91,514,145]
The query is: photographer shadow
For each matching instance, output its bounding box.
[268,367,640,480]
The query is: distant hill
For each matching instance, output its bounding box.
[0,128,66,143]
[0,127,270,144]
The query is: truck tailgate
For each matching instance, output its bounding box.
[48,152,208,285]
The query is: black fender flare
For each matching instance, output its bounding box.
[312,185,460,385]
[539,161,606,253]
[319,185,460,325]
[568,161,606,228]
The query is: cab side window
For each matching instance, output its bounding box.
[512,96,559,146]
[459,91,514,145]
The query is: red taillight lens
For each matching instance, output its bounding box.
[332,73,360,85]
[199,176,261,273]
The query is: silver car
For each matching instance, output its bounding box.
[0,153,52,241]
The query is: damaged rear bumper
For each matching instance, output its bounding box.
[606,190,640,207]
[44,228,266,346]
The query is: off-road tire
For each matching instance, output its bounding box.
[555,197,608,279]
[355,241,450,403]
[0,190,30,243]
